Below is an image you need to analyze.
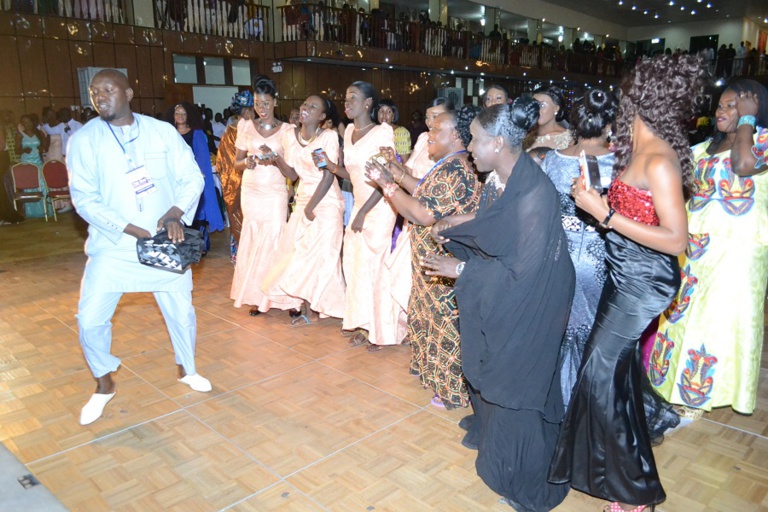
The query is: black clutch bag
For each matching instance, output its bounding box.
[136,228,204,273]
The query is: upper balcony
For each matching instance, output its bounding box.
[3,0,765,84]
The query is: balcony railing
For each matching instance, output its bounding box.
[1,0,270,40]
[3,0,767,80]
[276,4,627,78]
[154,0,269,40]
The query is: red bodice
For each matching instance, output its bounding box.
[608,180,659,226]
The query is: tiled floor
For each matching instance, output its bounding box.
[0,215,766,512]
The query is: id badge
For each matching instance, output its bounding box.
[127,165,156,198]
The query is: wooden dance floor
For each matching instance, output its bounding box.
[1,215,766,511]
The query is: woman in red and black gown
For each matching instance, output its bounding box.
[548,55,706,512]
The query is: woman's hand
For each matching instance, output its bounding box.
[257,144,277,166]
[350,211,365,232]
[378,146,397,163]
[571,178,609,221]
[735,90,759,118]
[430,218,453,244]
[245,154,257,170]
[311,149,327,168]
[304,207,316,221]
[420,253,462,278]
[364,160,394,188]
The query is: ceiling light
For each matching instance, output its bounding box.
[480,18,486,26]
[643,10,648,14]
[618,0,623,4]
[385,57,389,62]
[691,9,696,13]
[654,12,660,17]
[680,5,685,9]
[542,18,546,21]
[669,0,674,5]
[632,5,636,9]
[706,3,711,7]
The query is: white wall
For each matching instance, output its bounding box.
[743,18,768,53]
[626,18,747,51]
[192,86,240,116]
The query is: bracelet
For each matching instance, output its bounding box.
[738,115,757,129]
[394,169,405,185]
[382,182,399,198]
[455,261,465,276]
[600,208,616,229]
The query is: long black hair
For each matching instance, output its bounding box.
[162,101,203,130]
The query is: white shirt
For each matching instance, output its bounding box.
[212,121,226,148]
[68,114,204,292]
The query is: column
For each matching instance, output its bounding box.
[427,0,437,22]
[438,0,447,25]
[126,0,155,27]
[526,18,538,43]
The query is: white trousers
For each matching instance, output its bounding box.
[77,285,197,378]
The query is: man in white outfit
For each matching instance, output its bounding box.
[68,69,212,426]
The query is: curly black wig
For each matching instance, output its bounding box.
[613,54,707,195]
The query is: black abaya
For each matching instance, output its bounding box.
[444,153,575,512]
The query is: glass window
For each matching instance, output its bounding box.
[232,59,251,86]
[173,54,197,84]
[204,57,226,85]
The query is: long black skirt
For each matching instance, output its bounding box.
[548,231,680,506]
[465,385,569,512]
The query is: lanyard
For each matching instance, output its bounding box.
[106,118,140,168]
[417,150,467,187]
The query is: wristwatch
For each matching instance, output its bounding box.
[455,261,465,276]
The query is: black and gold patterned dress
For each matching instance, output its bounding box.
[408,155,480,409]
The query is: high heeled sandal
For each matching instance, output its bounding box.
[603,503,655,512]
